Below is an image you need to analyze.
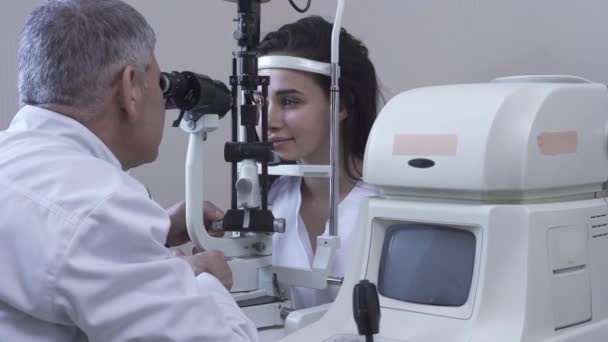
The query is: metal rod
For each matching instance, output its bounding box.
[231,57,238,209]
[329,66,340,237]
[328,0,344,236]
[261,80,269,210]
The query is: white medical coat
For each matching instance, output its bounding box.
[0,106,257,341]
[268,175,377,309]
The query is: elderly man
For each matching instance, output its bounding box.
[0,0,257,341]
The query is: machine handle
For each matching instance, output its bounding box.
[353,279,381,342]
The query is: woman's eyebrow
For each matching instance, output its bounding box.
[253,89,304,96]
[275,89,304,96]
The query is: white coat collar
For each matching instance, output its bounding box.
[9,105,123,170]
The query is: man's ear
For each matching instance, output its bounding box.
[118,65,143,122]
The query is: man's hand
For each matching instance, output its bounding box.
[184,250,233,290]
[165,201,225,247]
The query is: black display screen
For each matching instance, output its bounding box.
[378,224,476,307]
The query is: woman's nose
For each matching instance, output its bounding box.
[266,101,282,131]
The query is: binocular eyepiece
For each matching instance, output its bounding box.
[160,71,232,117]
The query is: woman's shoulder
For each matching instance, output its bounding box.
[352,180,379,197]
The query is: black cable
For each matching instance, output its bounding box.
[288,0,311,13]
[366,335,373,342]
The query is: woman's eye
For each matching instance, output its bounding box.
[282,97,300,107]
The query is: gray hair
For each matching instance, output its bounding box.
[18,0,156,119]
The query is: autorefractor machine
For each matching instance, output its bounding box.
[281,74,608,341]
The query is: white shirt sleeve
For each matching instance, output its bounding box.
[196,274,258,340]
[51,189,258,342]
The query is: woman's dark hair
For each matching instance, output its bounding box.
[259,15,380,182]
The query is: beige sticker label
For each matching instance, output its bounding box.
[392,134,458,156]
[537,131,577,155]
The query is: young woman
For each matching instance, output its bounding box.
[257,15,382,309]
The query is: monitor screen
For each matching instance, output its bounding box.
[378,223,476,307]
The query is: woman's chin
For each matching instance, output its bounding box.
[272,149,300,162]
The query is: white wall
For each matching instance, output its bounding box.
[263,0,608,98]
[0,0,39,129]
[2,0,608,210]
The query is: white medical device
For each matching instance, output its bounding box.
[279,75,608,341]
[177,0,347,330]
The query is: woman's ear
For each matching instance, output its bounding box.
[339,94,353,121]
[339,108,348,121]
[118,65,143,122]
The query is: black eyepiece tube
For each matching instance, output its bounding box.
[161,71,232,118]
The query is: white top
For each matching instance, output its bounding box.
[364,80,608,201]
[0,106,257,342]
[268,176,377,309]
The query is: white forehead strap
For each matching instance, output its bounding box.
[258,55,331,76]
